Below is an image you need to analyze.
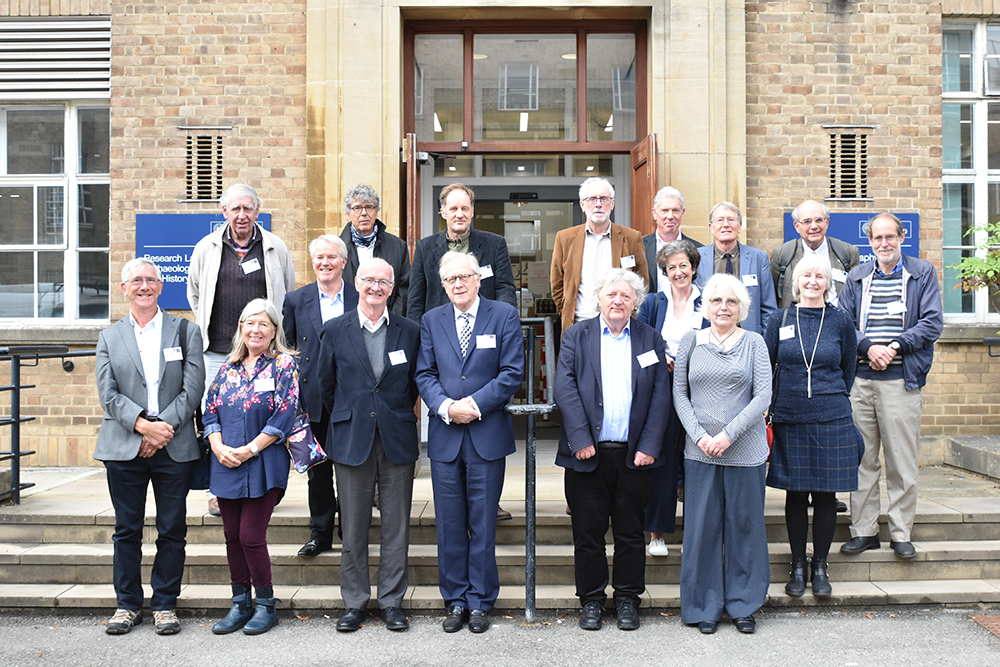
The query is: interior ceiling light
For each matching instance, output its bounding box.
[433,113,443,133]
[519,112,529,132]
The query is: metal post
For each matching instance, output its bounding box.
[9,354,19,505]
[524,326,537,623]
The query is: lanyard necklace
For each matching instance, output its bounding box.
[796,304,825,398]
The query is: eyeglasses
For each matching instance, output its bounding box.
[871,234,899,244]
[442,273,476,285]
[797,217,827,225]
[359,276,393,288]
[712,217,740,226]
[582,196,612,206]
[127,276,161,286]
[350,204,377,213]
[709,297,740,306]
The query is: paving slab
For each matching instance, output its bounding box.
[877,578,1000,604]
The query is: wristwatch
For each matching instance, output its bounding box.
[889,341,901,352]
[249,443,260,457]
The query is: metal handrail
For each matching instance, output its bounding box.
[506,316,558,623]
[0,345,94,504]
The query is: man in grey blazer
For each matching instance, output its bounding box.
[95,258,205,636]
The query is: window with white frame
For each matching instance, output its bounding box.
[0,103,110,321]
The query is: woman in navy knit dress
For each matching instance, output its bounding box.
[763,254,863,598]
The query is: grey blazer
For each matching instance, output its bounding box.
[94,312,205,462]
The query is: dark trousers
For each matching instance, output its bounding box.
[431,432,506,611]
[218,488,282,589]
[104,449,193,611]
[564,447,651,607]
[306,411,337,546]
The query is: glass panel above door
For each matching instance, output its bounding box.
[414,34,464,142]
[586,34,637,141]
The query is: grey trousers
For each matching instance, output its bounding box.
[849,377,922,542]
[334,433,415,610]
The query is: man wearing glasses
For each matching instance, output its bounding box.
[769,199,861,309]
[338,184,411,316]
[839,213,942,560]
[551,176,648,335]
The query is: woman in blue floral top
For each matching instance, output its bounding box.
[203,298,297,636]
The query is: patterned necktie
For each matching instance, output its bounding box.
[724,252,734,275]
[459,312,472,357]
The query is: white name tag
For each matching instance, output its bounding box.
[832,268,848,283]
[479,264,494,279]
[621,255,636,270]
[254,378,275,393]
[741,273,759,287]
[163,346,183,362]
[886,301,907,315]
[241,258,262,274]
[476,334,497,349]
[779,325,795,341]
[637,350,659,368]
[388,349,407,366]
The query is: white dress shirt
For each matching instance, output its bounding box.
[130,308,163,417]
[575,222,612,322]
[437,297,482,423]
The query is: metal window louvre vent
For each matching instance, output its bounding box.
[826,126,873,200]
[0,17,110,100]
[185,134,224,202]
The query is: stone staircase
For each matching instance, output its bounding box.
[3,438,1000,612]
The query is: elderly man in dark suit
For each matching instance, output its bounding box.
[319,257,420,633]
[95,258,205,635]
[555,267,671,632]
[282,234,359,557]
[643,186,703,294]
[415,251,524,634]
[338,183,411,316]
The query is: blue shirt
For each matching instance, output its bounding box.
[599,315,632,443]
[318,282,345,323]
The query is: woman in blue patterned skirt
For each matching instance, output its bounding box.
[763,254,862,599]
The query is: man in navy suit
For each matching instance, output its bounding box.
[555,268,671,632]
[282,234,358,557]
[643,186,703,294]
[415,251,524,634]
[693,201,776,334]
[318,258,421,633]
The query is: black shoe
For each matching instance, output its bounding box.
[836,500,848,513]
[579,601,603,630]
[442,605,468,633]
[890,540,917,560]
[468,609,490,633]
[734,616,756,634]
[810,557,832,598]
[297,539,331,558]
[698,620,718,634]
[840,535,880,555]
[381,607,408,631]
[784,558,808,597]
[616,599,640,631]
[497,505,513,521]
[336,608,365,632]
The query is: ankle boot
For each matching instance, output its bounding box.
[213,584,254,634]
[810,557,832,598]
[784,558,808,597]
[243,586,280,635]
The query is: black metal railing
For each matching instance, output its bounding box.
[506,316,558,623]
[0,346,96,504]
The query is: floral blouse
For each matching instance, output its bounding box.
[203,352,298,499]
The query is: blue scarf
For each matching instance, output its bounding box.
[350,224,377,248]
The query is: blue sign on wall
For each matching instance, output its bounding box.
[782,212,919,264]
[135,214,272,310]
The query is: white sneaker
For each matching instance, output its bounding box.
[648,538,670,556]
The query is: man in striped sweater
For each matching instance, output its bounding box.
[837,213,942,561]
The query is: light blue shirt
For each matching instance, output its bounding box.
[318,282,345,323]
[599,315,632,443]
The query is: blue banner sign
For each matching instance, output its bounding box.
[783,212,919,264]
[135,214,272,310]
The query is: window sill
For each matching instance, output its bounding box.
[939,322,1000,344]
[0,325,104,346]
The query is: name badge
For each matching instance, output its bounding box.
[388,349,407,366]
[163,346,183,362]
[741,273,759,287]
[832,268,848,283]
[779,325,795,341]
[476,334,497,349]
[241,258,262,274]
[886,301,906,315]
[480,264,494,279]
[254,378,275,393]
[621,255,636,270]
[637,350,659,368]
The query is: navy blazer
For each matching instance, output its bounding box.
[407,228,517,323]
[643,232,703,294]
[318,310,421,466]
[554,316,672,473]
[282,280,359,421]
[636,290,709,345]
[414,298,524,463]
[694,243,777,335]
